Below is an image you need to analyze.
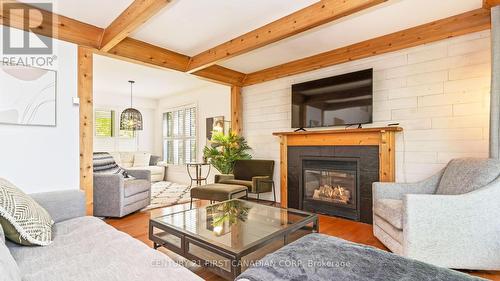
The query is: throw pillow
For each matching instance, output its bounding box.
[0,178,54,246]
[93,152,128,177]
[108,151,122,165]
[133,152,151,167]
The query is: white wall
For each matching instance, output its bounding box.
[157,84,231,184]
[93,93,158,154]
[0,30,79,193]
[243,31,491,201]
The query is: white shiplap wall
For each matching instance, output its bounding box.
[242,31,491,201]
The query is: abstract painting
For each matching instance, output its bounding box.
[0,63,57,126]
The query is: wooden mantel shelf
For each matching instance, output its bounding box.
[273,126,403,136]
[274,126,403,208]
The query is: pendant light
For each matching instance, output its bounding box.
[120,80,143,131]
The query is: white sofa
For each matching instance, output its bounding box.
[109,152,166,182]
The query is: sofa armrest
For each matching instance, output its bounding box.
[93,174,124,217]
[215,174,234,183]
[373,169,444,201]
[125,169,151,181]
[403,180,500,268]
[30,190,86,223]
[157,161,168,167]
[252,176,272,193]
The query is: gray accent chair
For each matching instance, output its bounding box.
[373,158,500,270]
[1,190,202,281]
[93,169,151,217]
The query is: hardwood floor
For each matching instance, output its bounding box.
[106,200,500,281]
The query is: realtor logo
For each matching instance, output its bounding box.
[2,2,53,55]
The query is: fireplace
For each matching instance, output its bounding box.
[287,146,380,223]
[302,158,359,220]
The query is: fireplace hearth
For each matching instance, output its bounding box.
[287,146,379,223]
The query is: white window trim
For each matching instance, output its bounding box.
[161,103,198,165]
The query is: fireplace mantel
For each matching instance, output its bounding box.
[273,127,403,208]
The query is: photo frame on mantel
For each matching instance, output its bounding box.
[0,62,57,127]
[206,116,225,141]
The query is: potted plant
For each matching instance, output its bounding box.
[203,130,252,174]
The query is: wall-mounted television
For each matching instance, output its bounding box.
[291,69,373,129]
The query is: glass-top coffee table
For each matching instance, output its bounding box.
[149,199,318,280]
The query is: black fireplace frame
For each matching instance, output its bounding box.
[287,145,379,224]
[299,156,361,221]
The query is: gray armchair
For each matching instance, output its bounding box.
[93,169,151,218]
[372,158,500,270]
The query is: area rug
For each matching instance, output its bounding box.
[142,181,194,211]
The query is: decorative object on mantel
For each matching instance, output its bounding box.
[0,63,57,127]
[203,131,252,174]
[119,80,143,131]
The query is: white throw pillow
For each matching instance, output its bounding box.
[0,178,54,246]
[108,152,122,165]
[133,152,151,167]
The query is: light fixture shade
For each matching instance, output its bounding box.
[120,108,143,131]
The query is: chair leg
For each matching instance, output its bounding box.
[257,193,260,200]
[272,182,276,203]
[190,198,193,209]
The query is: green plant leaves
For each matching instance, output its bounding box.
[203,130,252,174]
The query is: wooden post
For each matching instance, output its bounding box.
[231,85,242,135]
[78,46,94,214]
[279,136,288,208]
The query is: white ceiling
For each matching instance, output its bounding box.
[220,0,483,73]
[131,0,318,56]
[20,0,134,28]
[93,54,215,99]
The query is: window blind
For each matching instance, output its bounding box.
[163,107,197,165]
[95,110,114,137]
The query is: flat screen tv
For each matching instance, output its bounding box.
[292,69,373,129]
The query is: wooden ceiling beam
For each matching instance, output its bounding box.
[105,38,246,86]
[186,0,387,73]
[100,0,171,52]
[0,0,103,48]
[243,8,491,86]
[193,65,246,87]
[0,1,243,86]
[483,0,500,8]
[106,37,190,72]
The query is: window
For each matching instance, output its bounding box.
[95,110,114,137]
[163,107,197,165]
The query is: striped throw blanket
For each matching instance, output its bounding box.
[93,152,127,177]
